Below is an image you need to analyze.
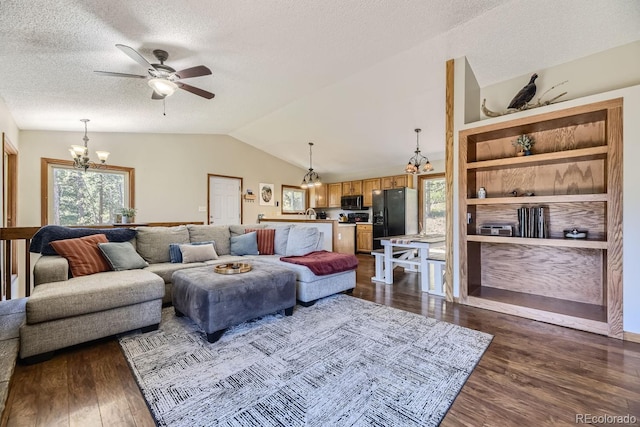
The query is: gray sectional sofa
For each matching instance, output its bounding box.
[21,224,356,362]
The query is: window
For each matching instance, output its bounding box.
[41,158,135,226]
[281,185,307,214]
[419,174,445,235]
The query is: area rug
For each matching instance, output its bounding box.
[118,295,492,426]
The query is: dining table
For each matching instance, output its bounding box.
[372,234,445,294]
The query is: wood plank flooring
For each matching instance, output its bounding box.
[3,255,640,426]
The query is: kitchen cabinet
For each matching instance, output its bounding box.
[342,180,363,196]
[459,98,622,338]
[328,183,342,208]
[334,224,356,254]
[381,175,413,190]
[312,184,328,208]
[356,223,373,253]
[362,178,381,207]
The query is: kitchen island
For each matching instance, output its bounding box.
[258,218,355,254]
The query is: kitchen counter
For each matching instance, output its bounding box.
[259,218,337,223]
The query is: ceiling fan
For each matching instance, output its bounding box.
[95,44,215,100]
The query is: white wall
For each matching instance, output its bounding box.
[480,41,640,120]
[17,131,307,226]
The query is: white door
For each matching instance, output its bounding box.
[208,175,241,225]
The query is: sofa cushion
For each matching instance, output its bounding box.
[135,226,190,264]
[98,242,149,271]
[169,241,216,263]
[285,226,321,256]
[270,225,291,255]
[187,225,231,256]
[49,234,111,277]
[245,228,275,255]
[230,232,259,256]
[229,224,266,237]
[26,270,164,324]
[180,243,218,263]
[144,262,206,284]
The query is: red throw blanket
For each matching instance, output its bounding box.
[280,251,358,276]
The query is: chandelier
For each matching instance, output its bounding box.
[69,119,109,172]
[300,142,321,189]
[404,128,433,174]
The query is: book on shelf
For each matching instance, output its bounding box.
[517,206,547,238]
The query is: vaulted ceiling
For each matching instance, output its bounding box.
[1,0,638,176]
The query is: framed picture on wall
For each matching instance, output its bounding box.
[259,183,275,206]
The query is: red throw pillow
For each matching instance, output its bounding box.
[245,228,275,255]
[49,234,111,277]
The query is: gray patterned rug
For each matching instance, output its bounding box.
[118,295,492,426]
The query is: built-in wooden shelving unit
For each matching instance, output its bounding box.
[458,98,623,338]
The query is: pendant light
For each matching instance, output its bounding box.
[404,128,433,174]
[300,142,321,188]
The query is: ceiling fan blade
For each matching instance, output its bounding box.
[151,91,166,100]
[174,65,212,80]
[115,44,156,72]
[94,70,147,78]
[176,82,215,99]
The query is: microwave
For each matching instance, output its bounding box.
[341,195,364,210]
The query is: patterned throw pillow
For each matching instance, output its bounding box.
[49,234,111,277]
[245,228,275,255]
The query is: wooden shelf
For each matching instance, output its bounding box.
[466,234,607,249]
[459,98,623,337]
[467,193,607,205]
[468,286,606,322]
[467,146,608,171]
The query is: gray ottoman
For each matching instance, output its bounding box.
[172,261,296,343]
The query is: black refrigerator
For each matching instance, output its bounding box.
[372,187,418,250]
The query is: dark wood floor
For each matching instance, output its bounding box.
[3,255,640,426]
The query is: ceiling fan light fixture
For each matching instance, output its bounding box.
[148,78,178,96]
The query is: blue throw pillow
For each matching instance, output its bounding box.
[170,241,215,263]
[230,232,259,256]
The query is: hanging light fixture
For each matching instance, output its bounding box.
[404,128,433,174]
[69,119,109,172]
[300,142,321,188]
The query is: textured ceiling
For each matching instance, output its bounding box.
[1,0,639,176]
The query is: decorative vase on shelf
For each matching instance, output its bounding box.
[121,216,129,224]
[524,150,531,156]
[477,187,487,199]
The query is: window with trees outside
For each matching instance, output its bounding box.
[42,158,134,226]
[419,174,446,235]
[281,185,307,214]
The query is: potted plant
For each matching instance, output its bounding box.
[119,207,137,224]
[513,134,534,156]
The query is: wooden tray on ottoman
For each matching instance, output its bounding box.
[214,263,252,274]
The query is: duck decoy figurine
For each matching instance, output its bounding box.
[508,73,538,109]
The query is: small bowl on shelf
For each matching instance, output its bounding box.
[564,229,588,239]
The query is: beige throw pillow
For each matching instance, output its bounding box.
[180,243,218,263]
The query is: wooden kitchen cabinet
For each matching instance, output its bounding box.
[342,180,363,196]
[356,223,373,253]
[362,178,381,207]
[312,184,328,208]
[334,225,356,254]
[381,175,413,189]
[328,183,342,208]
